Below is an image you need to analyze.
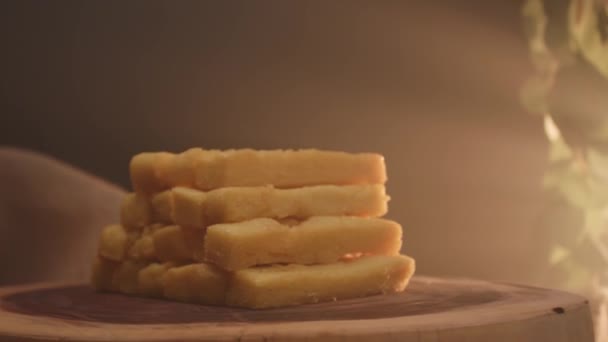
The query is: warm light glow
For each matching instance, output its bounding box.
[543,114,561,142]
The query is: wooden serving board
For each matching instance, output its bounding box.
[0,276,594,342]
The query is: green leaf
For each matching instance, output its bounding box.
[569,0,608,77]
[523,0,548,54]
[584,209,606,240]
[547,136,574,162]
[550,244,573,264]
[587,148,608,179]
[544,159,590,209]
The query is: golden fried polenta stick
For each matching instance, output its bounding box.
[226,255,415,309]
[130,148,386,194]
[153,184,388,228]
[97,224,139,261]
[205,217,402,271]
[163,263,227,305]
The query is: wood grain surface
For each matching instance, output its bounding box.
[0,276,594,342]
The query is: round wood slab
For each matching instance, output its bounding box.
[0,276,594,342]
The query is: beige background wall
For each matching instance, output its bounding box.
[1,2,560,286]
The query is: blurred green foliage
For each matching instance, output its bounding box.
[522,0,608,292]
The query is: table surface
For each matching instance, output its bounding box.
[0,276,595,342]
